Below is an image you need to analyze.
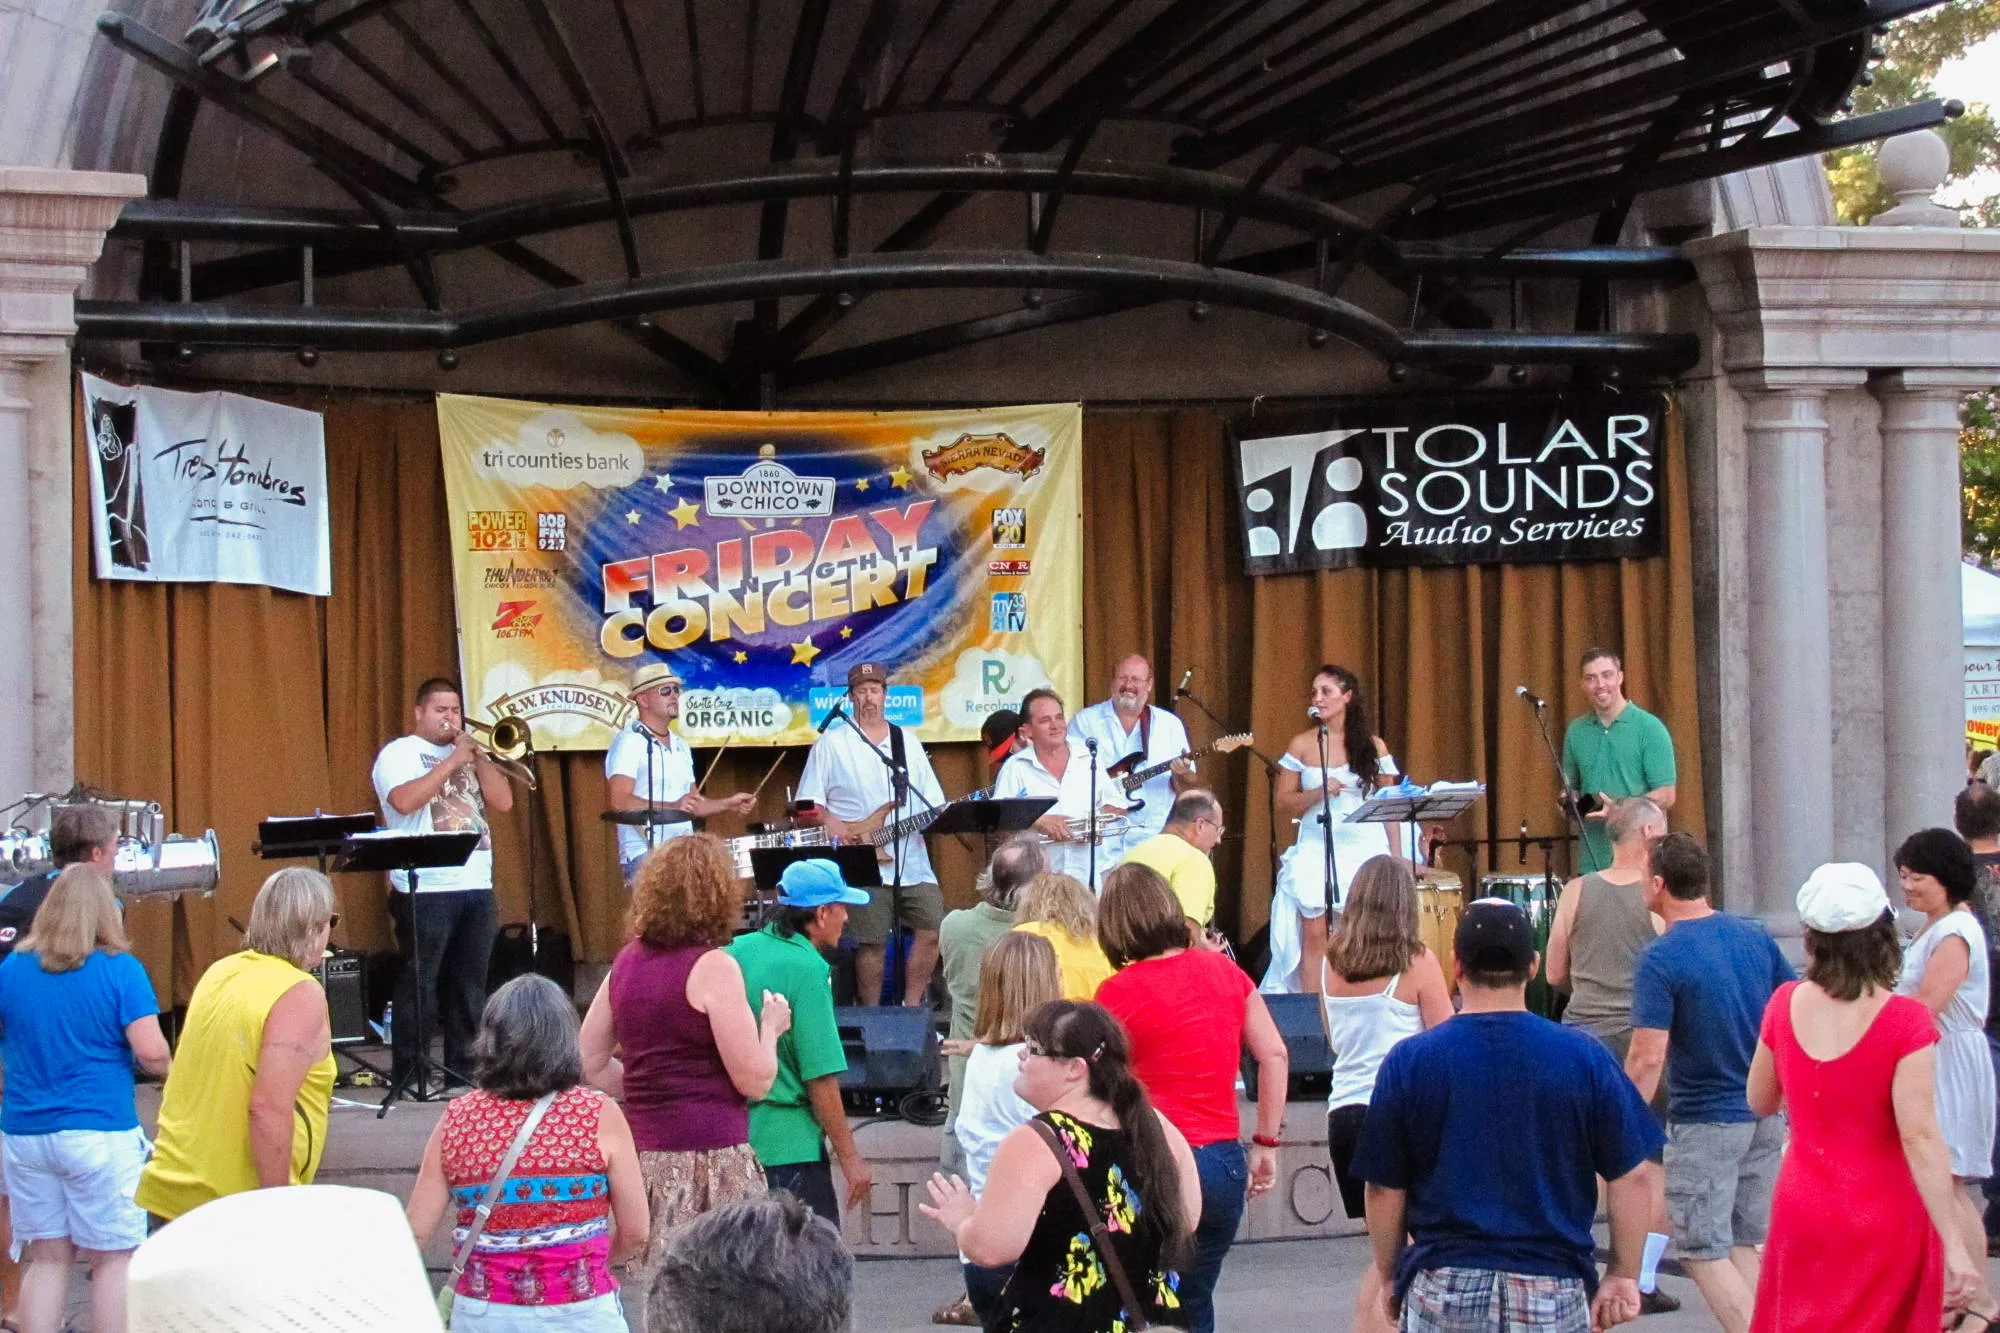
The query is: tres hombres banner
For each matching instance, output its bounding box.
[80,374,332,596]
[436,395,1083,751]
[1233,391,1667,573]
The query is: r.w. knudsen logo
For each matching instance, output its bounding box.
[704,458,836,519]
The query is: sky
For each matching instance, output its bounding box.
[1933,34,1999,205]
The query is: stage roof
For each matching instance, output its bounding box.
[77,0,1959,396]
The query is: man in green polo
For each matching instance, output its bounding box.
[1561,647,1678,874]
[726,858,873,1220]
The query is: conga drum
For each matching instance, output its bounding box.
[1478,873,1562,1018]
[1415,867,1463,981]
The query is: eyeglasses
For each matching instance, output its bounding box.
[325,913,340,929]
[654,685,683,697]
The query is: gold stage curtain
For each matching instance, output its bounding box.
[74,394,1702,1001]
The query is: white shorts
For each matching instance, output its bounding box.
[452,1291,629,1333]
[3,1128,150,1255]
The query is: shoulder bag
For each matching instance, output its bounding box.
[1028,1118,1186,1332]
[437,1091,558,1323]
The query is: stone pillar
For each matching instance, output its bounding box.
[1877,371,1999,851]
[0,167,147,799]
[1733,370,1859,931]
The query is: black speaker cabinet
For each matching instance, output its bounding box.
[315,949,370,1046]
[834,1004,939,1112]
[1244,991,1332,1101]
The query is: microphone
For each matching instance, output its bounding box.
[1515,685,1545,710]
[816,699,847,734]
[1176,667,1193,697]
[1307,705,1323,723]
[1084,737,1098,755]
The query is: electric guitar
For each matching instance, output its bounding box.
[801,781,1002,863]
[1106,733,1255,813]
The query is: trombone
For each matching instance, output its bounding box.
[454,717,539,790]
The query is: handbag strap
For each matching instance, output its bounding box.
[1030,1118,1152,1332]
[448,1091,558,1285]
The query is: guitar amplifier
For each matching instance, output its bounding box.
[314,949,370,1046]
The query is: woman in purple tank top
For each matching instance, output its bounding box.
[580,835,790,1319]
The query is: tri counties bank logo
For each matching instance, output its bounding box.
[924,433,1045,482]
[491,600,543,640]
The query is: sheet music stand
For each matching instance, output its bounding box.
[252,813,378,874]
[925,797,1055,840]
[332,831,480,1118]
[1346,783,1487,868]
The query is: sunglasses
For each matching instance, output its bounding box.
[325,913,340,929]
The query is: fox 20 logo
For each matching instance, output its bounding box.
[991,508,1027,548]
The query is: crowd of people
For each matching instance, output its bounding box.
[6,663,2000,1333]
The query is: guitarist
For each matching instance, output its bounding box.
[797,662,946,1008]
[1068,654,1195,861]
[996,688,1132,890]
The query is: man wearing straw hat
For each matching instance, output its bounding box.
[606,663,754,882]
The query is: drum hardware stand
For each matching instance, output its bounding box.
[1084,737,1100,889]
[1175,678,1282,913]
[1519,687,1586,879]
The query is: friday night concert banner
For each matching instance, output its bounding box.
[1232,391,1668,573]
[436,394,1083,751]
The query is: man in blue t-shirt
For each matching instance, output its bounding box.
[1353,899,1663,1333]
[1626,833,1794,1333]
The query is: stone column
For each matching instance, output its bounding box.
[1733,370,1860,932]
[1877,370,2000,851]
[0,167,147,799]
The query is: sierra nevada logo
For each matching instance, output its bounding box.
[703,457,836,519]
[923,432,1046,482]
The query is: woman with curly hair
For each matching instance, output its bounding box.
[1013,872,1113,1000]
[579,835,791,1326]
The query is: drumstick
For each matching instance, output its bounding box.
[747,750,788,803]
[692,738,731,796]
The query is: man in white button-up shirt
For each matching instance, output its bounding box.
[798,662,946,1007]
[993,688,1130,890]
[604,663,754,880]
[1068,654,1195,861]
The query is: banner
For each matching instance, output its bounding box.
[1232,391,1666,573]
[80,375,331,595]
[1969,647,2000,744]
[436,395,1083,750]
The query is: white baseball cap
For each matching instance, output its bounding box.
[1796,862,1892,934]
[130,1185,443,1332]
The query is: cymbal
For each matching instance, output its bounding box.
[600,807,695,827]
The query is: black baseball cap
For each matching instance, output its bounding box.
[1454,898,1537,974]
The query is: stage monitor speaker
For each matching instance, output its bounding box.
[834,1005,939,1114]
[1243,992,1331,1101]
[314,950,370,1046]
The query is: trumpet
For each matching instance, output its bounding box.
[1036,813,1130,846]
[451,717,539,790]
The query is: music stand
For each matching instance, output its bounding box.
[252,812,377,874]
[332,831,480,1118]
[925,797,1055,840]
[1346,782,1487,871]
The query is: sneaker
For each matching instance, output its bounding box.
[931,1295,979,1326]
[1639,1288,1682,1315]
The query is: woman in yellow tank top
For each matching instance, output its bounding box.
[136,868,339,1221]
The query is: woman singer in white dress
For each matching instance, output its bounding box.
[1260,665,1405,994]
[1893,826,1998,1305]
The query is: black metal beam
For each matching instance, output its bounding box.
[518,0,638,276]
[380,7,516,146]
[1410,98,1957,234]
[447,0,562,140]
[75,249,1699,372]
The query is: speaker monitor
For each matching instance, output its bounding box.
[314,950,369,1046]
[1243,992,1332,1101]
[834,1005,939,1112]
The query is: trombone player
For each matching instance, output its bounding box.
[371,676,515,1096]
[606,662,754,881]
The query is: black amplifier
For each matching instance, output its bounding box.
[314,949,370,1046]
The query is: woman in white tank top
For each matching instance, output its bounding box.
[1316,856,1455,1333]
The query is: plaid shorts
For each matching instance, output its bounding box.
[1400,1267,1590,1333]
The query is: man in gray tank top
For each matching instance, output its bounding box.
[1546,798,1667,1067]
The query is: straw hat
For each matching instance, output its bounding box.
[130,1185,444,1333]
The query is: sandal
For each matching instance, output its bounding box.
[1956,1307,2000,1332]
[932,1294,981,1326]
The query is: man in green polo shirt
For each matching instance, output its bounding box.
[1118,788,1224,932]
[726,858,873,1220]
[1561,647,1678,874]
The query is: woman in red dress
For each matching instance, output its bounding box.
[1747,863,1983,1333]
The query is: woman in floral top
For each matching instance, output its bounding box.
[922,1000,1200,1333]
[408,975,648,1332]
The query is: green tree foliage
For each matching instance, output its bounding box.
[1822,0,2000,225]
[1966,392,2000,566]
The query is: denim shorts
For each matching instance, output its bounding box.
[3,1127,150,1255]
[1663,1117,1785,1261]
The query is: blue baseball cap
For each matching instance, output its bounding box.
[776,858,871,908]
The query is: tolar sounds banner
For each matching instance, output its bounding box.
[1233,392,1667,573]
[80,374,331,596]
[436,394,1083,751]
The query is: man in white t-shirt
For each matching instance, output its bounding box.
[1068,654,1195,861]
[798,662,946,1007]
[605,663,755,881]
[993,688,1130,890]
[370,677,515,1093]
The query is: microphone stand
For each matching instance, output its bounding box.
[847,708,939,1006]
[1085,737,1100,890]
[1522,691,1585,879]
[1316,717,1340,919]
[1176,683,1283,938]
